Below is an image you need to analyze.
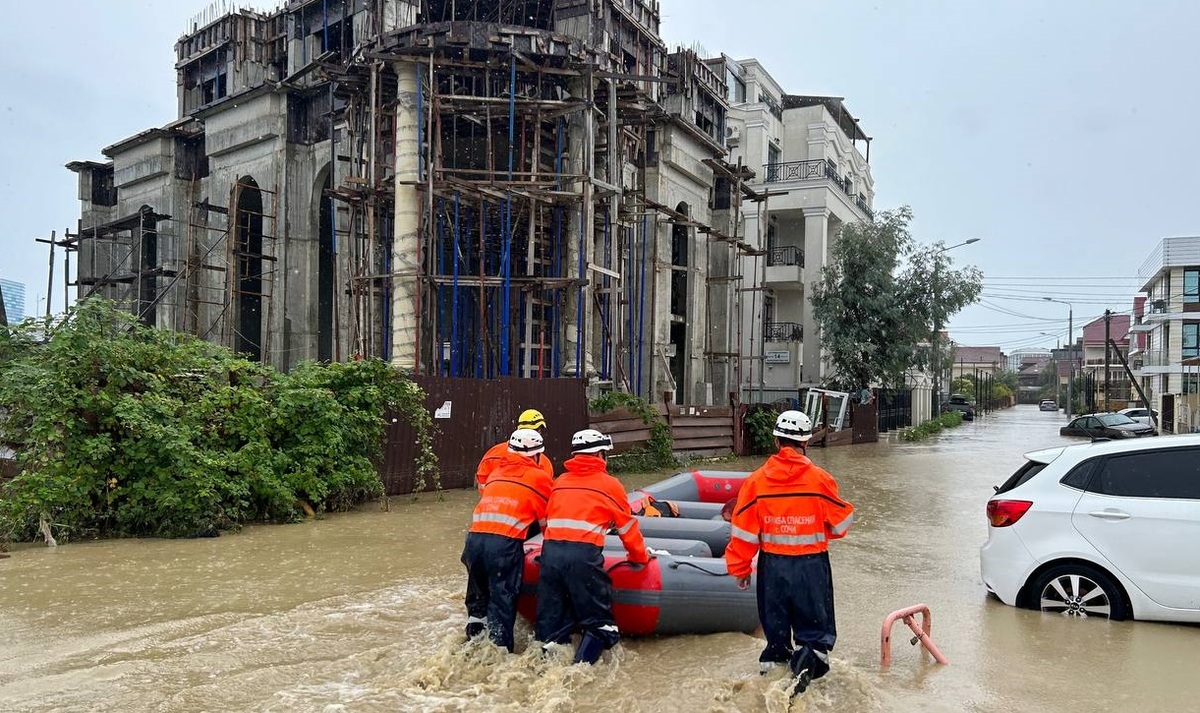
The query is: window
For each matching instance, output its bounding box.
[1089,449,1200,499]
[1185,322,1199,360]
[767,143,781,167]
[1185,269,1199,305]
[997,459,1048,494]
[1060,460,1097,491]
[726,68,746,103]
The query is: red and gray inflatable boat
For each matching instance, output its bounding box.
[516,470,759,636]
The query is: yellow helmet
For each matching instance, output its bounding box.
[517,408,547,430]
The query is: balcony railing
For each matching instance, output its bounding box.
[765,322,804,342]
[767,245,804,267]
[762,159,874,220]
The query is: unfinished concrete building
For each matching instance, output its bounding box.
[65,0,757,404]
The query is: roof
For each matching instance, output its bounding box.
[1018,358,1049,374]
[952,345,1005,366]
[1081,314,1130,345]
[781,95,870,143]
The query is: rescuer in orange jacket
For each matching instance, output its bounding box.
[461,428,555,652]
[476,408,554,491]
[534,428,649,664]
[724,410,854,697]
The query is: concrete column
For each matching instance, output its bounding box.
[801,206,829,385]
[561,77,593,378]
[390,61,420,371]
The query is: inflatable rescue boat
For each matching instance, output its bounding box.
[517,470,758,636]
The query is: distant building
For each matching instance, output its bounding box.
[0,279,25,322]
[1080,312,1131,409]
[949,345,1006,381]
[1007,348,1050,372]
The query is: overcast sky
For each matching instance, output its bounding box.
[2,0,1196,351]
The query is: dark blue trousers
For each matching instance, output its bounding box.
[533,540,621,650]
[461,531,526,652]
[756,550,837,679]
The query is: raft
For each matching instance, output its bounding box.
[515,470,760,637]
[517,538,759,636]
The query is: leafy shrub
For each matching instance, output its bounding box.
[588,392,676,474]
[745,406,779,455]
[899,410,965,442]
[0,300,437,542]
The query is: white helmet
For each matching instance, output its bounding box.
[571,428,614,454]
[773,410,813,443]
[508,428,545,456]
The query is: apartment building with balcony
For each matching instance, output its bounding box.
[1130,237,1200,432]
[704,57,875,397]
[1079,313,1132,408]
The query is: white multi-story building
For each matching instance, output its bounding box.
[704,57,875,399]
[1131,237,1200,433]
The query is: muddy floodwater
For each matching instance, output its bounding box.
[3,406,1199,712]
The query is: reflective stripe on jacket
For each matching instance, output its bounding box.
[470,451,555,539]
[476,441,554,490]
[542,454,648,564]
[724,446,854,579]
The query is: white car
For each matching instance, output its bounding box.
[980,434,1200,622]
[1117,406,1158,426]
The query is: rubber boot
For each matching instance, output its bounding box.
[573,631,606,665]
[465,617,486,640]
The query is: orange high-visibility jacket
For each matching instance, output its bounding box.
[724,446,854,579]
[476,441,554,490]
[542,454,648,564]
[470,451,555,539]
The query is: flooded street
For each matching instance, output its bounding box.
[2,406,1198,712]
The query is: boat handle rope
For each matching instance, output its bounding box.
[667,559,728,577]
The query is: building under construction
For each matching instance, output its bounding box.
[65,0,762,404]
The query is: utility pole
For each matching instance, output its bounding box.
[1103,309,1112,411]
[1045,297,1073,420]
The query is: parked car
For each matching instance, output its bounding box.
[1039,399,1058,412]
[1117,406,1159,426]
[1060,413,1156,439]
[941,394,975,421]
[980,434,1200,622]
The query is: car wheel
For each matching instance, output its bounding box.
[1030,564,1129,620]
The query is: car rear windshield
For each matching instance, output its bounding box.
[996,459,1049,494]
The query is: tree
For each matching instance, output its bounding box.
[811,206,983,392]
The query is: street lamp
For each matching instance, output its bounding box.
[932,238,981,415]
[1044,297,1074,420]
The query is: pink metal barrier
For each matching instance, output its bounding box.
[880,604,949,667]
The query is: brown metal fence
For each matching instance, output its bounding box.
[380,377,589,494]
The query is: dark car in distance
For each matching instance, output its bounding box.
[1060,413,1157,439]
[942,394,975,421]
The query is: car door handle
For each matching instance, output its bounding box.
[1088,510,1131,521]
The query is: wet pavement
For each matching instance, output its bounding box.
[1,405,1197,712]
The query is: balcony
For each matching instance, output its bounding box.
[762,159,874,220]
[764,245,804,286]
[1142,297,1200,322]
[765,322,804,342]
[767,245,804,267]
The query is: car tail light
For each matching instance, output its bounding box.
[987,500,1033,527]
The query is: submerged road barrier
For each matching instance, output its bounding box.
[881,604,949,667]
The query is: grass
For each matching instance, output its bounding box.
[898,411,966,442]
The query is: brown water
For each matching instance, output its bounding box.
[2,406,1198,712]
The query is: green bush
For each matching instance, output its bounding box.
[588,392,676,474]
[745,407,779,455]
[0,300,437,542]
[899,410,965,442]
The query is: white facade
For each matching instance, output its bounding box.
[715,58,875,398]
[1131,236,1200,432]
